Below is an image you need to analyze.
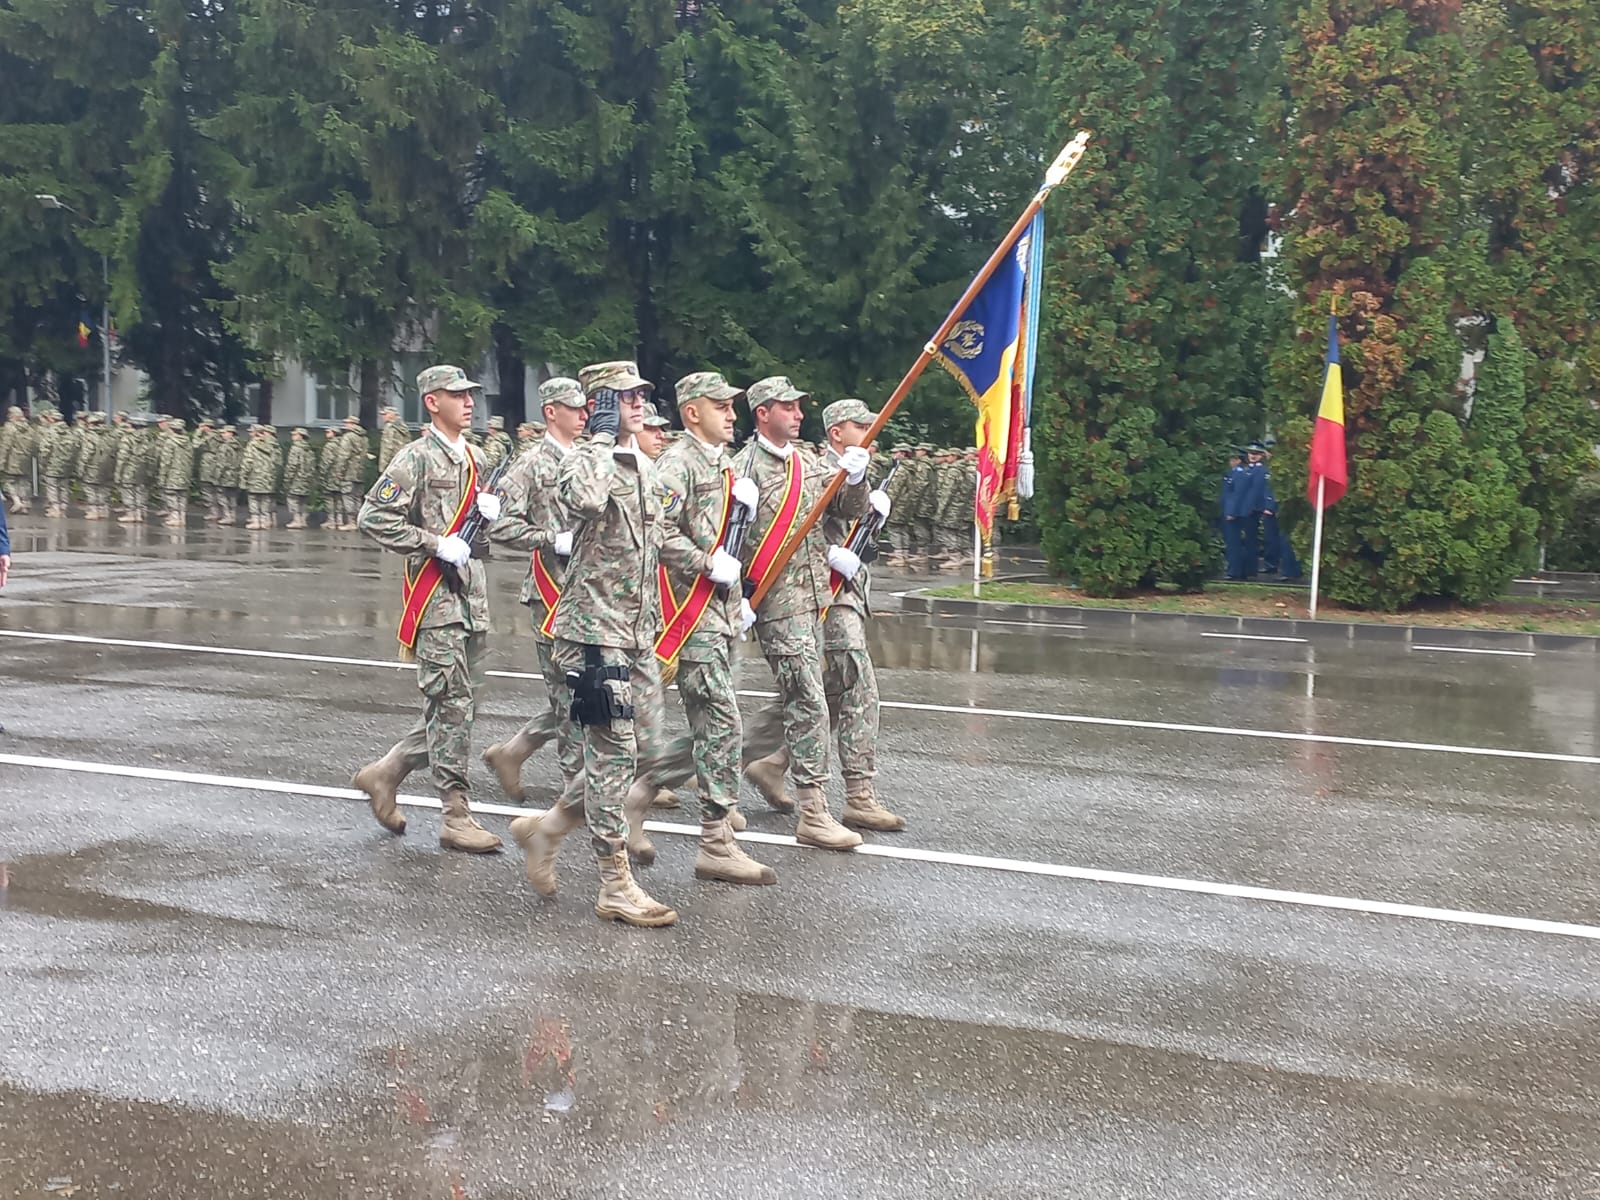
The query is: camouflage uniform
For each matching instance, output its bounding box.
[377,406,412,472]
[37,410,74,516]
[0,406,36,515]
[78,413,116,518]
[731,377,868,848]
[882,448,914,565]
[933,451,975,567]
[353,364,502,854]
[319,427,344,524]
[282,428,316,528]
[156,417,193,527]
[482,415,514,469]
[114,418,150,523]
[484,379,586,802]
[238,425,282,528]
[336,417,370,529]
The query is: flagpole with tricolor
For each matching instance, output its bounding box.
[745,130,1092,610]
[1306,299,1349,620]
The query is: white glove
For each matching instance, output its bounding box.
[827,544,862,581]
[739,598,757,638]
[475,491,502,522]
[731,476,759,517]
[869,489,891,519]
[435,534,471,567]
[707,548,742,587]
[553,530,574,557]
[837,446,870,484]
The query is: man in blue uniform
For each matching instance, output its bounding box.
[1220,450,1247,579]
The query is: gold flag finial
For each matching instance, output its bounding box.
[1043,131,1091,189]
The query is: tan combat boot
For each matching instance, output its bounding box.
[623,778,656,867]
[842,782,905,832]
[794,786,862,851]
[510,802,584,895]
[651,786,679,810]
[439,790,502,854]
[728,804,747,832]
[695,816,776,886]
[351,746,411,834]
[595,851,677,927]
[482,732,538,803]
[744,750,795,813]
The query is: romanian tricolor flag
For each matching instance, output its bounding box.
[76,316,92,348]
[1307,313,1348,509]
[935,221,1035,538]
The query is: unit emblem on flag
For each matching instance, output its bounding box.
[943,321,985,360]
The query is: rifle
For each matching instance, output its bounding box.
[843,459,899,576]
[720,468,756,600]
[441,455,513,596]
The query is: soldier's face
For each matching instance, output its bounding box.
[425,386,473,434]
[829,419,870,451]
[687,396,736,446]
[637,427,667,459]
[757,399,802,443]
[544,402,586,441]
[617,388,650,435]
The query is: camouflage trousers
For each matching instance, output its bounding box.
[510,621,583,786]
[1,474,29,513]
[83,483,109,510]
[933,524,971,561]
[383,625,487,796]
[42,476,68,511]
[673,638,742,821]
[162,489,187,519]
[749,610,831,788]
[201,483,227,519]
[551,639,663,856]
[246,492,275,525]
[821,607,878,784]
[340,486,364,526]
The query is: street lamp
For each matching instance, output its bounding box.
[35,194,112,419]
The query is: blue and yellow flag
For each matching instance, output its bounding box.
[935,230,1027,537]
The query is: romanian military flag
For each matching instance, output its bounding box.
[934,220,1032,538]
[76,315,92,348]
[1307,313,1348,508]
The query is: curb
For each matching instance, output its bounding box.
[897,591,1595,656]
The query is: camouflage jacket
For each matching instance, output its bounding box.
[551,434,664,651]
[822,446,875,618]
[729,436,868,622]
[0,419,35,474]
[282,442,316,495]
[156,431,194,489]
[483,430,514,469]
[652,433,738,648]
[80,428,117,483]
[113,429,146,486]
[318,436,346,489]
[935,461,975,526]
[214,438,242,488]
[337,429,370,488]
[378,421,411,472]
[238,438,281,493]
[358,428,491,632]
[38,424,75,476]
[490,437,572,617]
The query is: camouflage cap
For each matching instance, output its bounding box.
[196,417,213,427]
[6,405,23,418]
[74,411,89,421]
[641,402,671,428]
[416,363,481,397]
[746,376,808,408]
[538,377,587,409]
[323,425,338,435]
[88,411,106,425]
[516,422,537,436]
[169,418,187,432]
[487,415,505,431]
[675,371,743,407]
[821,397,874,430]
[258,424,277,435]
[221,424,236,434]
[578,360,651,396]
[292,427,307,437]
[379,404,397,416]
[342,414,361,427]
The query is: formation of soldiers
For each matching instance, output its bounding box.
[351,362,915,931]
[881,443,979,571]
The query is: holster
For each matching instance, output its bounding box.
[567,644,633,727]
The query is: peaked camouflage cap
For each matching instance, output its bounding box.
[416,363,481,397]
[746,376,808,408]
[487,415,505,430]
[538,377,587,409]
[641,402,671,428]
[821,397,874,430]
[169,418,187,431]
[675,371,744,406]
[578,360,651,397]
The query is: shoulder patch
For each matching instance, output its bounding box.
[374,476,401,504]
[657,485,683,517]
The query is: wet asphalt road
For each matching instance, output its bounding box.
[2,518,1599,1199]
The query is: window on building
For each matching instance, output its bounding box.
[311,369,357,424]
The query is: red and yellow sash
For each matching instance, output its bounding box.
[744,451,804,602]
[397,451,478,654]
[823,513,868,614]
[655,470,733,666]
[534,550,562,638]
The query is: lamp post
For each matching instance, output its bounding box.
[34,194,112,419]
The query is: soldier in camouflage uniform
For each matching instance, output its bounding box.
[509,360,686,928]
[377,404,412,472]
[37,406,73,517]
[197,423,226,522]
[239,423,282,529]
[336,414,369,530]
[648,370,777,885]
[156,417,192,527]
[66,412,90,506]
[933,447,975,569]
[515,421,540,452]
[352,364,502,855]
[282,427,316,528]
[484,377,588,805]
[482,414,514,469]
[114,416,150,523]
[215,425,242,524]
[730,376,870,851]
[319,427,344,525]
[79,412,116,518]
[882,445,914,566]
[0,405,36,515]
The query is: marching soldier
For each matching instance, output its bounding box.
[336,415,369,530]
[351,363,503,855]
[239,423,282,529]
[730,376,870,850]
[484,376,589,805]
[283,427,316,528]
[377,404,412,472]
[1,405,36,515]
[482,414,514,468]
[156,417,192,527]
[37,406,73,517]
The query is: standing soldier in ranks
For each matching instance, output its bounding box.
[198,421,225,522]
[336,414,369,530]
[882,444,914,566]
[319,427,344,525]
[649,371,777,885]
[67,411,90,507]
[114,415,149,524]
[108,412,134,519]
[898,444,930,569]
[515,421,540,453]
[484,377,588,804]
[483,414,514,468]
[156,417,191,527]
[0,406,32,515]
[215,425,242,525]
[930,447,966,571]
[377,404,411,472]
[240,423,281,529]
[80,412,115,518]
[37,406,73,517]
[351,364,503,855]
[730,376,870,851]
[283,427,316,528]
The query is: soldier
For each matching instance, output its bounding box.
[351,363,502,855]
[239,423,282,529]
[882,444,914,566]
[484,377,588,805]
[79,412,116,519]
[730,376,870,850]
[37,406,73,517]
[508,360,707,928]
[0,406,36,515]
[636,402,672,460]
[515,421,540,453]
[197,423,225,522]
[215,425,242,525]
[114,416,149,524]
[283,427,316,528]
[319,426,344,526]
[932,447,973,570]
[377,404,412,472]
[482,414,514,469]
[649,370,777,885]
[336,415,369,530]
[156,417,192,527]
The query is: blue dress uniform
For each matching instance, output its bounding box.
[1220,457,1248,579]
[1236,459,1266,579]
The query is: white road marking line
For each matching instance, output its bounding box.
[2,627,1592,766]
[1412,644,1537,658]
[982,618,1087,629]
[5,749,1599,943]
[1200,632,1309,644]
